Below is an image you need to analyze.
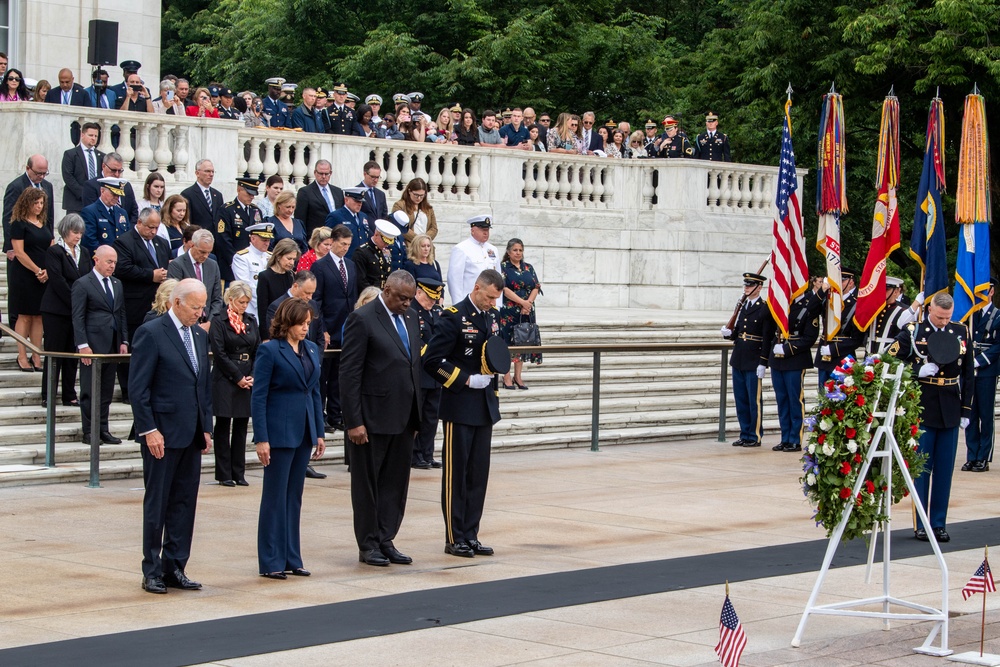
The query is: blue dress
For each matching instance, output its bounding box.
[499,260,542,364]
[269,216,308,255]
[404,259,442,284]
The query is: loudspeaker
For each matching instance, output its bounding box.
[87,20,118,66]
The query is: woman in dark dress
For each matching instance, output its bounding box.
[161,195,189,257]
[498,238,542,390]
[40,213,92,406]
[455,109,478,146]
[210,281,261,487]
[9,188,54,372]
[269,191,308,255]
[255,238,299,320]
[403,234,442,286]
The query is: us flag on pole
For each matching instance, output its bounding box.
[715,595,748,667]
[766,101,809,337]
[962,560,996,600]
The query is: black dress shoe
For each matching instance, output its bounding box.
[772,443,788,451]
[120,396,130,405]
[781,443,802,452]
[430,459,442,469]
[961,461,975,471]
[219,480,236,487]
[142,576,167,594]
[325,419,345,431]
[359,549,390,566]
[914,528,928,541]
[261,571,287,580]
[236,479,250,486]
[971,460,990,472]
[305,465,327,479]
[287,567,311,576]
[742,440,761,448]
[100,432,122,444]
[163,569,202,590]
[62,398,80,407]
[444,542,475,558]
[933,527,950,543]
[467,539,494,556]
[411,461,431,470]
[731,439,746,447]
[381,545,413,564]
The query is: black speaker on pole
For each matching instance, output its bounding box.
[87,20,118,66]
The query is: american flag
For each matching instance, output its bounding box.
[766,104,809,337]
[715,595,748,667]
[962,560,996,600]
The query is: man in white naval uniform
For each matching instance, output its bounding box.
[447,215,502,306]
[231,222,273,322]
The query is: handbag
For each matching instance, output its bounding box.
[512,314,541,347]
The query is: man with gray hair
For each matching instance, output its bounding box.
[295,159,344,237]
[580,111,603,154]
[181,159,228,279]
[167,228,223,330]
[81,152,139,225]
[887,291,974,543]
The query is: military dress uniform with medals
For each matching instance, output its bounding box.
[888,318,974,540]
[263,77,290,128]
[865,301,911,355]
[328,84,356,135]
[353,219,397,291]
[219,179,264,257]
[659,121,695,159]
[724,273,768,447]
[412,277,446,469]
[963,294,1000,472]
[231,223,273,321]
[761,290,822,452]
[695,112,732,162]
[81,178,131,255]
[814,279,864,389]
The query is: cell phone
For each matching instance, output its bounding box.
[130,85,143,92]
[166,90,174,101]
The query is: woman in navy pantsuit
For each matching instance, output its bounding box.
[251,298,325,579]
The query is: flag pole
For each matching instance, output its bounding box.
[726,579,730,597]
[981,545,989,657]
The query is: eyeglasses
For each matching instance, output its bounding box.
[30,169,49,177]
[315,171,332,177]
[582,120,594,126]
[107,167,124,175]
[410,192,426,199]
[8,77,20,82]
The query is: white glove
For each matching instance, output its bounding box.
[773,343,785,356]
[960,417,970,429]
[918,362,939,378]
[820,345,831,356]
[913,291,925,306]
[975,358,981,369]
[756,365,766,379]
[720,327,732,337]
[468,374,493,389]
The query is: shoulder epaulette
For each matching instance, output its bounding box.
[236,248,249,255]
[446,306,458,313]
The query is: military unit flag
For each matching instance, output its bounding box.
[815,91,847,338]
[909,97,948,301]
[715,595,748,667]
[954,92,992,323]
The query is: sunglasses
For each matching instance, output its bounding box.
[582,120,594,125]
[8,77,20,82]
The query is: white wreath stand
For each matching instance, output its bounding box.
[791,362,952,656]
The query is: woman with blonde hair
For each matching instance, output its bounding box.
[627,130,648,158]
[546,113,582,154]
[403,233,442,284]
[145,279,179,323]
[391,177,437,242]
[186,87,220,118]
[355,286,381,310]
[434,108,455,143]
[297,226,333,271]
[269,191,308,254]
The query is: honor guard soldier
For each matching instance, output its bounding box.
[814,268,865,389]
[232,222,273,321]
[695,111,732,162]
[216,88,242,120]
[314,87,332,132]
[365,94,383,124]
[963,278,1000,473]
[864,277,919,355]
[447,215,502,305]
[81,178,131,256]
[109,60,141,106]
[761,289,823,452]
[659,117,695,158]
[411,276,446,469]
[328,83,356,135]
[353,219,397,291]
[887,292,974,542]
[642,119,661,157]
[721,272,768,448]
[263,77,290,128]
[219,178,264,263]
[423,269,507,558]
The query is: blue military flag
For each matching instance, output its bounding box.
[909,98,948,301]
[954,93,992,323]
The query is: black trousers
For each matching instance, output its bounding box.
[116,316,143,399]
[413,386,441,464]
[321,355,342,423]
[213,416,249,482]
[141,433,203,578]
[80,348,118,435]
[347,430,413,552]
[441,421,492,545]
[41,312,79,401]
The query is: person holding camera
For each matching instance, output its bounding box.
[153,80,185,115]
[119,73,152,113]
[245,97,268,128]
[85,68,116,110]
[186,87,220,119]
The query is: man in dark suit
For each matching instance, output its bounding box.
[423,269,505,558]
[81,178,130,256]
[358,162,388,222]
[166,228,224,327]
[580,112,604,154]
[129,278,213,594]
[44,68,92,106]
[81,152,139,226]
[61,122,104,213]
[263,270,324,346]
[295,160,343,237]
[325,187,371,259]
[181,159,228,279]
[340,270,422,567]
[113,209,171,400]
[72,245,129,445]
[313,224,358,431]
[4,155,55,261]
[84,67,117,110]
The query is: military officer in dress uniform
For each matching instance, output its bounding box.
[721,272,768,448]
[81,178,131,256]
[216,88,242,120]
[963,278,1000,473]
[109,60,141,107]
[642,119,661,157]
[760,289,823,452]
[659,117,695,158]
[814,268,865,389]
[353,219,396,291]
[328,83,356,135]
[887,292,974,542]
[346,92,360,109]
[219,178,264,268]
[262,77,290,128]
[423,269,507,558]
[314,87,332,132]
[865,277,920,355]
[411,276,446,469]
[392,93,409,113]
[695,111,732,162]
[231,223,273,322]
[408,92,426,122]
[447,215,502,306]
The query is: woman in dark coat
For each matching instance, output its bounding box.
[210,281,261,486]
[39,213,92,406]
[255,238,299,319]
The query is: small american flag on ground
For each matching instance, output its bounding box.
[715,595,748,667]
[962,560,996,601]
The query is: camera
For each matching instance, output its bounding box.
[166,90,174,101]
[130,84,144,92]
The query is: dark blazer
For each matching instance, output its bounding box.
[340,298,422,435]
[356,182,388,222]
[71,271,128,352]
[582,129,604,152]
[255,268,294,325]
[129,313,214,448]
[113,228,172,329]
[312,253,358,345]
[166,252,224,322]
[84,85,117,110]
[180,183,227,278]
[294,181,344,237]
[61,145,105,212]
[40,244,93,316]
[250,339,324,447]
[3,174,55,253]
[82,177,139,227]
[209,310,261,419]
[44,84,92,107]
[324,207,370,259]
[263,292,326,346]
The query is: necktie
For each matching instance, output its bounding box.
[100,95,107,109]
[393,314,410,358]
[62,90,69,105]
[102,277,115,311]
[194,261,202,281]
[86,149,96,180]
[321,186,333,211]
[367,188,376,208]
[145,239,157,264]
[203,188,212,210]
[338,258,348,290]
[181,325,199,373]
